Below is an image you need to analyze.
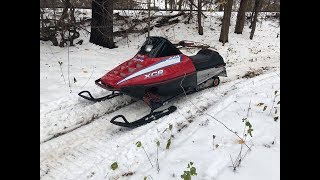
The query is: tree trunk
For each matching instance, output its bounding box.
[169,0,175,10]
[249,0,255,26]
[250,0,263,39]
[58,0,72,47]
[219,5,223,11]
[266,0,271,11]
[165,0,168,10]
[178,0,184,10]
[148,0,151,37]
[187,0,193,23]
[198,0,203,35]
[40,9,44,29]
[215,0,223,11]
[248,0,254,11]
[234,0,249,34]
[90,0,115,49]
[219,0,233,45]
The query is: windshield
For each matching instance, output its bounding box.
[137,36,181,58]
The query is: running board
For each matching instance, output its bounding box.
[197,66,227,85]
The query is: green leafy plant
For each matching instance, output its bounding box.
[136,141,153,167]
[166,138,171,149]
[136,141,142,148]
[242,118,254,137]
[143,175,153,180]
[110,162,118,170]
[180,162,197,180]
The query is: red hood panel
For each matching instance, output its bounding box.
[100,54,196,89]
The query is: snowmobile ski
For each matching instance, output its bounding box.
[110,106,177,128]
[109,76,220,128]
[78,90,122,102]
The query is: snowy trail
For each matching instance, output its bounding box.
[40,55,278,144]
[40,93,135,143]
[40,71,279,180]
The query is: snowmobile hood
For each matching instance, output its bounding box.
[100,53,196,89]
[99,36,197,90]
[100,54,152,87]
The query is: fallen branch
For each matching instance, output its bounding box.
[114,13,185,37]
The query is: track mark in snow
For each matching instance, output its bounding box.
[40,94,135,143]
[40,54,278,144]
[40,71,279,179]
[40,67,278,147]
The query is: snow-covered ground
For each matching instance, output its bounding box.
[40,11,280,180]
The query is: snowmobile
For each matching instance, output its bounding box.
[78,36,227,127]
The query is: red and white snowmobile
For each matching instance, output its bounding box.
[79,36,227,127]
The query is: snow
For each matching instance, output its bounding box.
[40,11,279,180]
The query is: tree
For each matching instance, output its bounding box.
[169,0,176,10]
[219,0,233,45]
[219,4,223,11]
[40,0,80,47]
[186,0,193,23]
[148,0,151,37]
[165,0,168,10]
[265,0,271,11]
[177,0,184,10]
[198,0,203,35]
[248,0,255,24]
[215,0,224,11]
[234,0,249,34]
[89,0,116,49]
[249,0,263,39]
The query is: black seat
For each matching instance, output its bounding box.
[189,49,225,71]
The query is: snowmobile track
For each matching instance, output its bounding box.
[40,94,136,144]
[41,78,231,144]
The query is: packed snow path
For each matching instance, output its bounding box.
[40,57,279,143]
[40,71,280,180]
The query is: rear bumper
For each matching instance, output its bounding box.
[95,78,119,91]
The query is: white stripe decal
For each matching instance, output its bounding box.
[117,55,181,85]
